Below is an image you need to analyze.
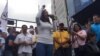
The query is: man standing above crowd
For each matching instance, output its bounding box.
[91,14,100,48]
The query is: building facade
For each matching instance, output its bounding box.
[66,0,93,17]
[51,0,68,27]
[52,0,96,27]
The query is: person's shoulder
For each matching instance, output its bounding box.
[63,30,68,32]
[53,30,59,33]
[27,33,33,37]
[27,33,32,36]
[53,31,57,32]
[91,23,96,27]
[16,33,22,37]
[7,34,14,38]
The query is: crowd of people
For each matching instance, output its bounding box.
[53,14,100,56]
[0,5,100,56]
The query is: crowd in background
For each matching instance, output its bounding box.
[0,25,38,56]
[53,14,100,56]
[0,5,100,56]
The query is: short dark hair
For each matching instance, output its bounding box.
[7,27,13,33]
[93,14,100,17]
[59,23,64,27]
[22,25,27,28]
[73,24,82,32]
[30,25,33,28]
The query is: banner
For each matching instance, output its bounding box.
[0,1,8,32]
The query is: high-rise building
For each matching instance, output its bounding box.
[52,0,95,27]
[66,0,93,17]
[51,0,68,27]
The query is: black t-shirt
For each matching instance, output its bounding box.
[83,42,100,56]
[5,34,16,51]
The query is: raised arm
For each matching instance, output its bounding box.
[36,5,46,26]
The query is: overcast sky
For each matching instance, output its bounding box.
[0,0,51,22]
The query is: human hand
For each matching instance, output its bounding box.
[71,31,77,35]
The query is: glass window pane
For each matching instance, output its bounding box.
[7,23,16,27]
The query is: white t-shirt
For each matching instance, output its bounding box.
[14,33,33,54]
[37,21,53,44]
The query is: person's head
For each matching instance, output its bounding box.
[7,27,14,34]
[85,22,91,29]
[30,25,34,29]
[21,25,28,33]
[40,9,50,23]
[29,25,34,35]
[59,23,64,31]
[87,31,96,42]
[30,31,34,35]
[13,27,16,32]
[35,27,38,34]
[73,24,82,32]
[93,14,100,23]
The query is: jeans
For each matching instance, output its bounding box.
[36,43,53,56]
[4,50,13,56]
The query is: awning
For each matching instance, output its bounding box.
[72,0,100,25]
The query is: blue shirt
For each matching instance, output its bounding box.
[91,23,100,42]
